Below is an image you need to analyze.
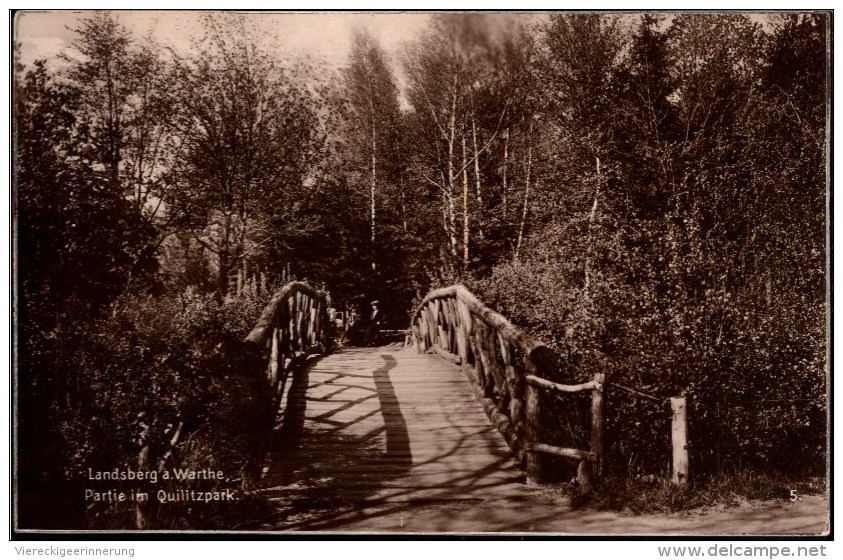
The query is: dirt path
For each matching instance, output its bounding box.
[263,491,828,535]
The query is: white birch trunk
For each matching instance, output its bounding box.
[462,130,470,269]
[514,120,533,261]
[471,116,484,240]
[584,157,601,295]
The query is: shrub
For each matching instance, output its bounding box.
[20,287,275,529]
[472,221,826,481]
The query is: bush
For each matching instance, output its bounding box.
[471,220,826,481]
[18,287,275,529]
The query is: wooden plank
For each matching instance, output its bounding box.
[262,346,523,507]
[525,381,541,484]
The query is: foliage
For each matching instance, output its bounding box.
[22,288,272,529]
[566,470,826,513]
[15,59,163,527]
[14,12,829,530]
[167,13,327,296]
[473,13,828,479]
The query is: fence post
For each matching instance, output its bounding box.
[577,371,605,491]
[671,396,689,485]
[591,372,605,479]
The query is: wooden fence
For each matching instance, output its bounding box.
[241,281,330,487]
[412,284,604,488]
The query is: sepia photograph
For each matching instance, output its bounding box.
[11,9,831,536]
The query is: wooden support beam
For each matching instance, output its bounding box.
[506,365,525,460]
[525,443,595,462]
[433,345,461,364]
[569,373,606,493]
[474,322,497,398]
[464,364,518,451]
[483,324,506,392]
[458,300,473,364]
[498,332,512,367]
[525,375,597,393]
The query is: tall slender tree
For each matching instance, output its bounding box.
[345,29,403,274]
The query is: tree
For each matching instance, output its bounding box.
[344,29,403,274]
[167,14,324,296]
[15,59,158,527]
[403,15,513,274]
[62,12,177,275]
[15,60,159,327]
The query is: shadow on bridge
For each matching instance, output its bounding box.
[258,349,412,521]
[257,347,526,531]
[372,355,412,463]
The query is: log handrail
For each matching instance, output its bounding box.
[412,284,604,488]
[245,281,330,397]
[240,281,330,488]
[416,285,545,357]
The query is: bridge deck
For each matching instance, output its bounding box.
[258,345,529,530]
[254,346,828,533]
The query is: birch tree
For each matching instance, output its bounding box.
[403,15,512,272]
[345,30,403,273]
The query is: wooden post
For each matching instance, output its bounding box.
[506,365,524,459]
[671,396,689,486]
[576,371,604,491]
[525,380,542,484]
[591,372,605,479]
[475,322,497,398]
[456,300,470,364]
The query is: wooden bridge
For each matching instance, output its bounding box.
[240,282,604,531]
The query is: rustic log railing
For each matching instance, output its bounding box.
[240,281,330,487]
[412,284,604,488]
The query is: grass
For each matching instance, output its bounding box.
[565,470,826,514]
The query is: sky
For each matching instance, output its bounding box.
[13,9,781,71]
[14,11,434,73]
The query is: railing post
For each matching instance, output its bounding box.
[506,364,524,460]
[592,372,605,478]
[524,379,542,484]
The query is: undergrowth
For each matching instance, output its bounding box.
[565,471,826,514]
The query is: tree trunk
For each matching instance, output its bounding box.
[441,169,458,259]
[444,81,459,259]
[217,250,230,298]
[514,120,533,261]
[502,127,509,220]
[370,98,378,272]
[399,172,408,233]
[462,130,470,269]
[471,116,484,240]
[584,157,601,295]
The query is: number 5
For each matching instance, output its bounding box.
[790,490,798,502]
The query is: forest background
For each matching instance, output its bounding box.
[13,10,829,529]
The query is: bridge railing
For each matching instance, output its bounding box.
[412,284,604,488]
[241,281,330,487]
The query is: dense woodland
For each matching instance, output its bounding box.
[15,12,828,528]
